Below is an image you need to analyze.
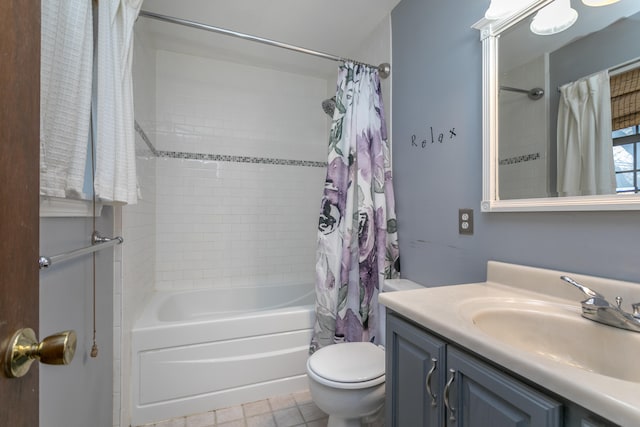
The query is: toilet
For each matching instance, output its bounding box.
[306,279,423,427]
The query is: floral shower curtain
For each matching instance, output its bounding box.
[310,62,400,353]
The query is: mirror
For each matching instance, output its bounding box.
[474,0,640,211]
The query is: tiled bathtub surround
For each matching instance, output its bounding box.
[134,119,326,290]
[124,15,392,425]
[154,50,329,161]
[135,122,327,167]
[155,157,324,290]
[150,49,329,291]
[132,119,326,290]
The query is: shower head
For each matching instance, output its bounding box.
[322,97,336,118]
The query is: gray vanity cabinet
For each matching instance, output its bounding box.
[445,346,562,427]
[386,312,562,427]
[386,312,447,427]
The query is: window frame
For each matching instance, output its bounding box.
[612,125,640,194]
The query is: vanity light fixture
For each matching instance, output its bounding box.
[530,0,578,35]
[582,0,620,6]
[484,0,533,20]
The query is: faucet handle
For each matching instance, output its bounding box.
[632,302,640,319]
[615,296,623,309]
[560,276,607,300]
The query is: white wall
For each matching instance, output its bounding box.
[153,50,328,290]
[155,51,329,160]
[155,158,322,289]
[350,15,392,131]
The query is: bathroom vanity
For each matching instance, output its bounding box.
[380,261,640,427]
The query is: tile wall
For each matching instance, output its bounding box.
[155,158,323,290]
[499,55,549,199]
[154,50,329,160]
[151,50,329,290]
[118,23,158,427]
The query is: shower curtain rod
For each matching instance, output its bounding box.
[557,56,640,92]
[500,85,544,100]
[138,10,391,79]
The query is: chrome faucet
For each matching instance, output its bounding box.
[560,275,640,333]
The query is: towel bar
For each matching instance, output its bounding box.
[39,232,123,269]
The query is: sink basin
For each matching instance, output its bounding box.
[464,299,640,382]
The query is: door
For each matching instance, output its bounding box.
[0,0,41,426]
[446,347,561,427]
[386,313,446,427]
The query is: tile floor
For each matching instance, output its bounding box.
[138,390,329,427]
[138,389,385,427]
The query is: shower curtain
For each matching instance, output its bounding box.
[557,70,616,197]
[310,62,400,353]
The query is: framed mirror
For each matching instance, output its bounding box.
[474,0,640,211]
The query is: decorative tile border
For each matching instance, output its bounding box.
[499,152,540,166]
[156,150,327,167]
[134,120,327,168]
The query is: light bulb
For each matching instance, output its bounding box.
[485,0,533,20]
[530,0,578,35]
[582,0,620,6]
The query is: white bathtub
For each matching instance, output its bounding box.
[131,284,315,425]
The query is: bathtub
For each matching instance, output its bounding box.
[131,284,315,426]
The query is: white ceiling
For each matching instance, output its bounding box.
[136,0,402,78]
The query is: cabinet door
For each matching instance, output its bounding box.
[386,313,446,427]
[445,347,562,427]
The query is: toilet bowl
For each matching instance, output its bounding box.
[306,279,423,427]
[306,342,385,427]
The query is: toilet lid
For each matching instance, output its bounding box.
[308,342,385,383]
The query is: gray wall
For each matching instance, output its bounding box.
[40,208,114,427]
[550,11,640,112]
[391,0,640,287]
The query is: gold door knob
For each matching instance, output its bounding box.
[3,328,77,378]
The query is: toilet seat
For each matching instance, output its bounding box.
[307,342,385,390]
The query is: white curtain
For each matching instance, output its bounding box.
[40,1,93,199]
[41,0,141,204]
[95,0,143,204]
[557,70,616,197]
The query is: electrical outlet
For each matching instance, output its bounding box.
[458,208,474,235]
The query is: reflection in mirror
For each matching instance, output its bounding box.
[496,1,640,201]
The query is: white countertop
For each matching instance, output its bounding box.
[379,261,640,427]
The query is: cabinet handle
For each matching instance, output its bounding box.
[425,357,438,407]
[444,368,457,422]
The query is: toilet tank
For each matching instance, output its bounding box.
[383,279,425,293]
[378,279,424,347]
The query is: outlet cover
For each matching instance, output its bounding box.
[459,208,474,235]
